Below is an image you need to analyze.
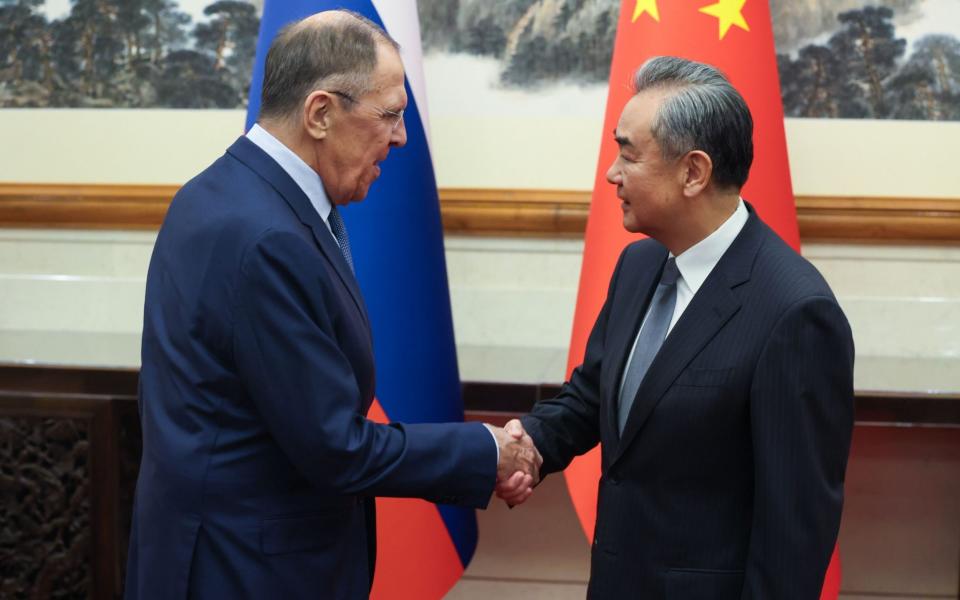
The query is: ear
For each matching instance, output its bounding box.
[681,150,712,197]
[303,90,333,141]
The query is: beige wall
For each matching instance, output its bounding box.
[0,106,957,384]
[1,229,958,396]
[1,109,958,198]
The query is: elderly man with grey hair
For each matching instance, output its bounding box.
[125,10,540,600]
[498,56,854,599]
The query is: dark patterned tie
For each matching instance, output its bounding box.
[327,206,355,273]
[618,257,680,433]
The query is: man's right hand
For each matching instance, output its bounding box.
[487,419,542,505]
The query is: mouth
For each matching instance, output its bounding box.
[371,153,389,178]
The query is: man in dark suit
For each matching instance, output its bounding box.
[125,11,539,600]
[498,56,854,599]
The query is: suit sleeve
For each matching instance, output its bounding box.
[742,296,855,599]
[520,250,626,476]
[233,229,496,507]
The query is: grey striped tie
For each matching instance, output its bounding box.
[618,258,680,433]
[327,206,355,273]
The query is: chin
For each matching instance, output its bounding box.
[350,176,379,202]
[622,216,642,234]
[350,186,372,203]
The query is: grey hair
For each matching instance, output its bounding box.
[633,56,753,190]
[258,10,400,122]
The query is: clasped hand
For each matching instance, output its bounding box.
[488,419,542,506]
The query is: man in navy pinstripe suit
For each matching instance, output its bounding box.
[498,57,854,599]
[126,12,542,599]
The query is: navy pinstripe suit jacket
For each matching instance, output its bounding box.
[522,205,854,599]
[126,138,496,600]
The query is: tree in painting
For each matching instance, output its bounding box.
[778,5,959,120]
[829,7,906,117]
[887,35,960,120]
[0,0,259,108]
[193,1,258,101]
[0,0,55,106]
[778,45,866,118]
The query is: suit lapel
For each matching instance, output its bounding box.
[226,137,371,329]
[603,247,667,443]
[612,209,765,464]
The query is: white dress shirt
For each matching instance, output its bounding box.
[620,200,748,393]
[245,124,339,244]
[670,199,749,332]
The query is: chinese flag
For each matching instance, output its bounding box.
[563,1,840,598]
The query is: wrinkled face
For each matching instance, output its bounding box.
[322,43,408,205]
[605,90,684,236]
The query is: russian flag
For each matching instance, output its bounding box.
[246,2,474,598]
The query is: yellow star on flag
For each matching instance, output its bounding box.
[632,0,660,22]
[699,0,750,39]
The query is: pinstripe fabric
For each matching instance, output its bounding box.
[522,205,854,599]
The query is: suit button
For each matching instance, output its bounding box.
[608,475,620,486]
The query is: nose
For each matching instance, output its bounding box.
[391,120,407,148]
[606,160,621,185]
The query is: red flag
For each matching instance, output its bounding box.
[563,1,839,598]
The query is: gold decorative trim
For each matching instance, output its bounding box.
[0,183,176,229]
[1,183,958,243]
[439,188,589,237]
[795,196,960,244]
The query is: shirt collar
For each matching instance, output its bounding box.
[245,123,332,223]
[672,199,748,295]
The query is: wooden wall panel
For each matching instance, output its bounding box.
[1,183,958,243]
[0,184,176,230]
[0,391,134,600]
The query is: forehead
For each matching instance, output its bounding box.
[370,43,406,103]
[617,90,666,140]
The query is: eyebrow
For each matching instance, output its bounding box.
[613,129,631,148]
[384,102,407,117]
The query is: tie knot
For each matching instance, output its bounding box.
[660,258,679,287]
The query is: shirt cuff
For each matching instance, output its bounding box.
[482,423,500,465]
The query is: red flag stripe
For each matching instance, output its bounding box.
[366,400,465,599]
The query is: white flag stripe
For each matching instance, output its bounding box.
[371,0,431,149]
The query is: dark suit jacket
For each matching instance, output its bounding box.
[522,206,854,599]
[125,137,496,600]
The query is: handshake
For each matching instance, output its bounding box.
[487,419,543,506]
